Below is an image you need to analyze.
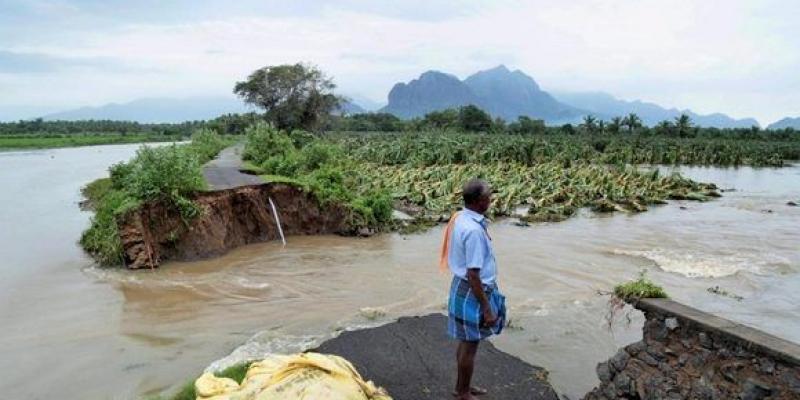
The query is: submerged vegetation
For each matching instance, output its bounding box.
[239,125,720,228]
[318,132,721,224]
[80,129,229,265]
[353,162,717,223]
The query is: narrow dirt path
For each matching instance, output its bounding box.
[202,143,264,190]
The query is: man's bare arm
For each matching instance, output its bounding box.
[467,268,497,327]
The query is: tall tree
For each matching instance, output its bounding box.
[622,113,643,133]
[457,104,493,132]
[233,63,341,131]
[674,114,694,137]
[606,116,623,134]
[580,115,600,135]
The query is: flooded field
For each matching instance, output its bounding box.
[0,145,798,399]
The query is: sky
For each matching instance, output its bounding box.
[0,0,798,125]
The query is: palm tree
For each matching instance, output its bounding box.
[580,115,600,135]
[674,114,693,137]
[655,120,674,136]
[622,113,642,133]
[607,117,623,134]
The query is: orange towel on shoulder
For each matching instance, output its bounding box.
[438,212,460,273]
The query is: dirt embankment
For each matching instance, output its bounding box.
[118,183,350,269]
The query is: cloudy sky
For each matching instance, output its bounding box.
[1,0,798,124]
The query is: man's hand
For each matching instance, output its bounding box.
[481,308,498,328]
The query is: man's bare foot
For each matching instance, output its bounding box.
[452,386,488,396]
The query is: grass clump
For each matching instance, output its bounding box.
[613,270,668,302]
[80,177,112,209]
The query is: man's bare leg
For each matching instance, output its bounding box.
[455,340,480,399]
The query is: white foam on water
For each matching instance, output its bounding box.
[205,332,323,373]
[611,248,781,278]
[205,315,396,373]
[233,276,271,290]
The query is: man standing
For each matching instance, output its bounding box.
[441,179,506,400]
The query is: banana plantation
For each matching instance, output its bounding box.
[244,127,747,228]
[350,161,718,223]
[330,132,798,167]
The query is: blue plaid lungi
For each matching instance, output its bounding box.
[447,275,506,341]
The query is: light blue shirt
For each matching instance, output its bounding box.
[447,208,497,285]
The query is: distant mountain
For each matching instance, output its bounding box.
[0,105,62,122]
[381,71,480,119]
[41,97,251,123]
[380,66,583,123]
[551,91,759,128]
[463,65,582,122]
[342,93,384,112]
[337,99,366,115]
[767,117,800,130]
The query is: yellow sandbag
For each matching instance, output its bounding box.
[196,352,392,400]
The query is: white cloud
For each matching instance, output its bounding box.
[1,0,798,124]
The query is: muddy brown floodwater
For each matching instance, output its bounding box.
[1,144,798,400]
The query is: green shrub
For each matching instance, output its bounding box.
[109,160,135,190]
[80,177,112,208]
[305,165,351,205]
[289,129,316,148]
[189,128,227,164]
[79,189,141,265]
[261,151,303,177]
[123,145,205,201]
[298,142,343,172]
[352,191,393,225]
[243,122,295,165]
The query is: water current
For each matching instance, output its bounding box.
[0,144,797,399]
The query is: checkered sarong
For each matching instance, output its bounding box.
[447,275,506,341]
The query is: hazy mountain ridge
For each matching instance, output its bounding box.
[463,65,583,122]
[551,91,759,128]
[381,71,481,119]
[767,117,800,130]
[23,66,776,128]
[41,97,251,123]
[380,65,584,123]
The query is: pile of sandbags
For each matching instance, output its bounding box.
[195,352,391,400]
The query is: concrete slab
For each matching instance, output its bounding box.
[314,314,559,400]
[203,144,264,190]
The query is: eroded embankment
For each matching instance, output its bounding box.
[583,299,800,399]
[118,183,350,269]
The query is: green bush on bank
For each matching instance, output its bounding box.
[613,270,668,302]
[243,122,393,230]
[80,130,228,266]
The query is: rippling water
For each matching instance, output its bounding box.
[0,145,797,399]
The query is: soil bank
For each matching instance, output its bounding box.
[119,183,350,269]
